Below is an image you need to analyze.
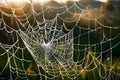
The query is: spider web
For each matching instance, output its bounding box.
[0,0,120,80]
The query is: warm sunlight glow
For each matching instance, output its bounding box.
[32,0,79,3]
[5,0,79,8]
[32,0,49,3]
[7,0,27,8]
[7,0,79,3]
[7,0,26,3]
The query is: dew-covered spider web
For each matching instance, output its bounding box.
[0,0,120,80]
